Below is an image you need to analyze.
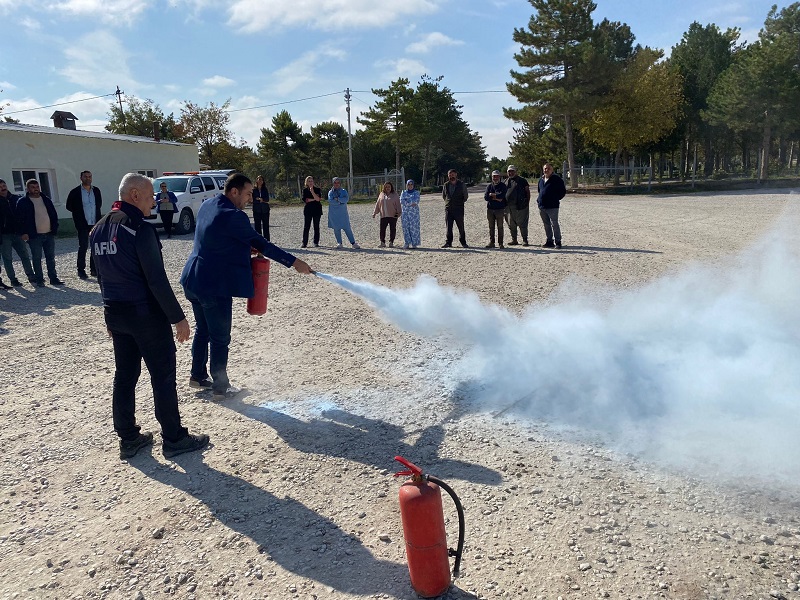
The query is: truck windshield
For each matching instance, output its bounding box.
[153,178,187,194]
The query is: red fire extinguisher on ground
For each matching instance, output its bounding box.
[394,456,465,598]
[247,254,270,315]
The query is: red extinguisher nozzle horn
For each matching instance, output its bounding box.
[394,455,423,478]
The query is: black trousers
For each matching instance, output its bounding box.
[160,211,175,238]
[254,209,270,241]
[445,208,467,246]
[303,212,321,246]
[77,227,96,274]
[104,309,187,443]
[379,217,398,243]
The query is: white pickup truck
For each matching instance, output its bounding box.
[150,172,223,234]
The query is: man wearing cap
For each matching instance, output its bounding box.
[537,162,566,248]
[483,170,507,248]
[441,168,469,248]
[504,165,530,246]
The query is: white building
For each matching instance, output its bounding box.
[0,116,199,232]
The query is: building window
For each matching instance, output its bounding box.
[12,169,57,202]
[137,170,156,178]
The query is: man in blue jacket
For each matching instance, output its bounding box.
[17,179,64,286]
[536,163,567,249]
[181,173,313,399]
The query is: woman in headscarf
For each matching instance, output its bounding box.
[399,179,421,249]
[326,177,360,249]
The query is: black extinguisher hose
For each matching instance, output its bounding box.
[427,475,465,577]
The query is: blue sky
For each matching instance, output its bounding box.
[0,0,781,161]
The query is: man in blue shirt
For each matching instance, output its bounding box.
[91,172,208,459]
[181,173,313,399]
[66,170,102,279]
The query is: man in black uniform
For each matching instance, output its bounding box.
[91,173,209,459]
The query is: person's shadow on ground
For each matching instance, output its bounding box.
[133,454,480,599]
[222,399,502,486]
[133,456,406,596]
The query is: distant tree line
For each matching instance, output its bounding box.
[104,75,487,194]
[504,0,800,184]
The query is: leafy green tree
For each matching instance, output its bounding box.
[705,3,800,180]
[581,47,683,184]
[507,0,632,187]
[357,78,415,172]
[106,97,181,140]
[257,110,309,188]
[178,99,233,167]
[669,22,740,176]
[213,139,257,173]
[308,121,349,177]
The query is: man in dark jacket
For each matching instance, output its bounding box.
[66,170,102,279]
[504,165,530,246]
[441,168,469,248]
[536,162,567,248]
[91,172,208,459]
[17,179,64,286]
[0,179,35,286]
[181,173,313,399]
[484,170,507,248]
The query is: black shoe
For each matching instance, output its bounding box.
[189,377,213,389]
[460,243,469,248]
[522,241,530,247]
[163,433,210,458]
[119,431,154,459]
[440,243,452,248]
[301,244,307,248]
[35,280,46,287]
[50,278,65,286]
[507,240,518,246]
[498,244,505,249]
[90,270,97,277]
[10,279,23,287]
[78,270,89,280]
[0,280,11,290]
[484,243,495,248]
[555,242,563,249]
[542,241,555,248]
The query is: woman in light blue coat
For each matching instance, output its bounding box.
[327,178,360,249]
[399,179,421,248]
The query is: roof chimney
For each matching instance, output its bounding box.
[50,111,78,130]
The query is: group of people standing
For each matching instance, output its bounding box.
[298,176,421,250]
[482,163,566,249]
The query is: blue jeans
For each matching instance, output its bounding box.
[184,288,233,393]
[1,233,35,282]
[539,208,561,243]
[27,233,58,283]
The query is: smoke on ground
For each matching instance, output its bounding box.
[314,224,800,483]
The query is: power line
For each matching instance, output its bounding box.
[3,92,117,116]
[226,91,344,113]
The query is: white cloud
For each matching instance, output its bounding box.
[374,58,427,79]
[46,0,151,23]
[60,31,141,90]
[227,0,441,33]
[271,49,346,95]
[406,32,464,54]
[3,91,112,128]
[203,75,236,88]
[0,80,17,90]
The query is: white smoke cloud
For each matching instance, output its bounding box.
[316,211,800,484]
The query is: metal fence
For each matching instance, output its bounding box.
[262,168,406,203]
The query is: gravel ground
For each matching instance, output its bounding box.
[1,187,799,600]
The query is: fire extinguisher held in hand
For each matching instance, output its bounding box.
[394,456,465,598]
[247,254,270,315]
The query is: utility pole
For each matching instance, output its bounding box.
[115,86,127,134]
[345,88,354,193]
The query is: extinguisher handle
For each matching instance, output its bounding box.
[393,455,424,478]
